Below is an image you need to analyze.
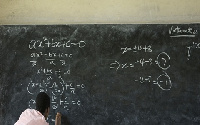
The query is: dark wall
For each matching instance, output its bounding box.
[0,24,200,125]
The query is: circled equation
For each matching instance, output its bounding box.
[27,80,47,95]
[134,72,172,90]
[155,52,170,70]
[153,72,172,90]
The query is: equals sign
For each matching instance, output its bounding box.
[153,81,157,84]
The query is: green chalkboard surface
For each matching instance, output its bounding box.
[0,24,200,125]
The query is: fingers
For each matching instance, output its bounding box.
[55,112,62,125]
[56,112,62,117]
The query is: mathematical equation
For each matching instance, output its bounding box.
[36,67,70,77]
[169,26,198,37]
[27,78,85,109]
[121,45,152,54]
[30,58,70,67]
[27,36,87,123]
[29,98,81,111]
[27,78,85,95]
[30,52,73,58]
[29,37,86,49]
[110,58,153,70]
[110,43,172,91]
[134,72,172,90]
[110,52,170,71]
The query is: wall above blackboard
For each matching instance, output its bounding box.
[1,1,200,24]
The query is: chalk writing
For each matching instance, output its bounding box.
[30,58,70,67]
[28,99,36,109]
[187,42,200,60]
[37,67,70,76]
[110,44,172,90]
[169,26,198,37]
[110,52,170,71]
[30,60,37,67]
[28,36,86,117]
[27,79,47,95]
[110,58,153,71]
[30,52,73,58]
[155,72,172,90]
[121,45,152,54]
[29,97,81,110]
[134,72,172,90]
[29,37,86,49]
[27,78,85,109]
[155,52,170,70]
[134,76,152,84]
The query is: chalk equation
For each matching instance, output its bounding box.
[30,51,73,67]
[110,58,153,70]
[27,78,85,107]
[110,52,170,71]
[27,36,87,123]
[110,43,172,91]
[134,72,172,90]
[29,94,81,122]
[29,37,86,49]
[169,26,198,37]
[30,52,73,58]
[36,67,70,77]
[30,59,70,67]
[29,96,81,110]
[121,45,152,54]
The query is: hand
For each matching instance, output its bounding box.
[55,112,62,125]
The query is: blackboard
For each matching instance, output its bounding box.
[0,24,200,125]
